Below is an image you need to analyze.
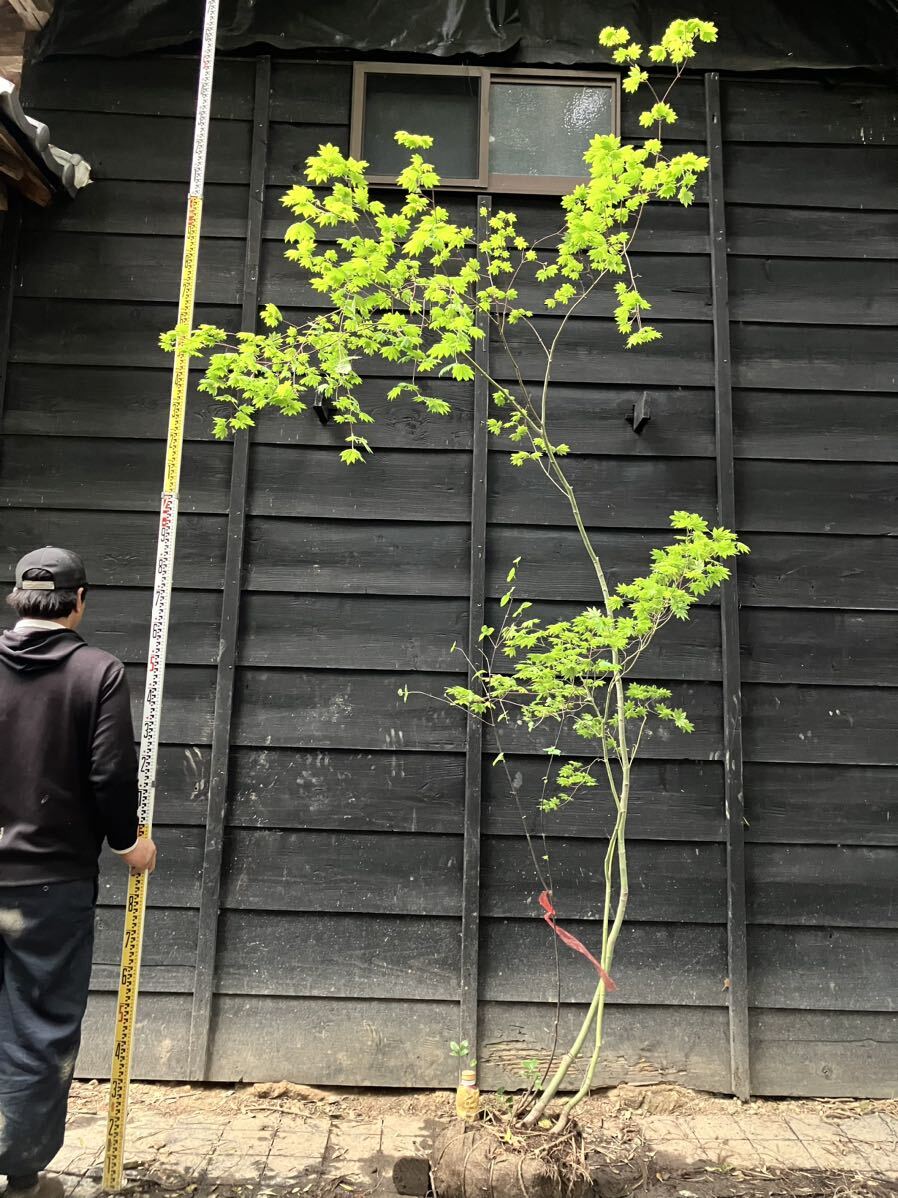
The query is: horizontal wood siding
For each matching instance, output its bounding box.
[720,75,898,1097]
[3,55,893,1098]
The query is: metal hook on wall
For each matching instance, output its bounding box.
[626,390,651,434]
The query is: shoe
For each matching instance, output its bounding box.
[6,1175,66,1198]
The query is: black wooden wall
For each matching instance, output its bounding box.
[1,52,896,1097]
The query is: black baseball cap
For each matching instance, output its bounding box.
[15,546,88,591]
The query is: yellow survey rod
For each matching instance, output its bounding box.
[103,1,221,1188]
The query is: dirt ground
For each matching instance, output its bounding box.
[64,1080,897,1197]
[67,1077,898,1126]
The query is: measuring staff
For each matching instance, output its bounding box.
[103,0,222,1188]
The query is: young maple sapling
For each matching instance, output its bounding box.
[166,18,747,1129]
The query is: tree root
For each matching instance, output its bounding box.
[430,1115,591,1198]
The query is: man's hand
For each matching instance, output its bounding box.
[120,837,158,875]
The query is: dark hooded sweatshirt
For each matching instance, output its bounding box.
[0,626,139,886]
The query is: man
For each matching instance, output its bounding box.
[0,547,157,1198]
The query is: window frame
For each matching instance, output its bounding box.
[350,62,490,189]
[350,62,621,195]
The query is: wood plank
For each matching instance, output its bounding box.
[192,60,285,1080]
[246,446,472,522]
[244,516,470,596]
[23,180,248,238]
[486,525,709,604]
[484,599,721,681]
[749,927,897,1012]
[225,750,724,840]
[233,666,466,751]
[488,453,717,528]
[78,994,192,1080]
[739,534,898,611]
[21,57,255,119]
[259,243,713,321]
[481,919,726,1006]
[221,828,463,915]
[484,758,724,841]
[267,122,350,185]
[736,460,898,534]
[80,993,729,1090]
[0,509,227,589]
[215,911,459,999]
[620,76,704,140]
[262,308,709,390]
[723,80,898,145]
[460,197,489,1056]
[262,191,710,255]
[514,254,712,321]
[91,906,197,993]
[9,298,240,368]
[478,1002,729,1094]
[4,364,225,440]
[16,231,245,304]
[97,826,205,908]
[0,194,20,451]
[735,391,898,462]
[484,197,710,255]
[238,593,466,670]
[741,608,898,687]
[749,1009,898,1098]
[490,527,898,612]
[232,666,721,759]
[233,592,719,677]
[238,383,710,455]
[208,997,459,1087]
[726,206,898,260]
[4,364,473,448]
[124,665,217,745]
[262,186,477,242]
[732,323,898,392]
[155,745,211,826]
[269,61,352,124]
[78,587,221,664]
[747,844,897,927]
[6,367,896,472]
[484,681,723,760]
[207,998,730,1091]
[726,145,898,210]
[252,382,473,449]
[494,386,715,457]
[706,70,751,1101]
[0,435,232,514]
[729,257,898,326]
[229,747,464,832]
[18,110,252,184]
[482,838,726,922]
[745,763,898,847]
[495,317,715,387]
[743,683,898,766]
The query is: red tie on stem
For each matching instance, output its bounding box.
[538,890,617,991]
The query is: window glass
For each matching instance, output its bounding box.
[362,72,482,180]
[489,83,614,178]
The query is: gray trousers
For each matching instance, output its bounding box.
[0,879,95,1180]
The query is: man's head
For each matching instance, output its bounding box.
[6,546,89,628]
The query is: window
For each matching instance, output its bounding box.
[350,64,620,194]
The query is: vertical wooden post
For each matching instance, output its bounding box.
[705,71,751,1101]
[0,194,22,437]
[459,196,491,1059]
[187,55,271,1080]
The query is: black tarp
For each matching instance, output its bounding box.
[35,0,898,70]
